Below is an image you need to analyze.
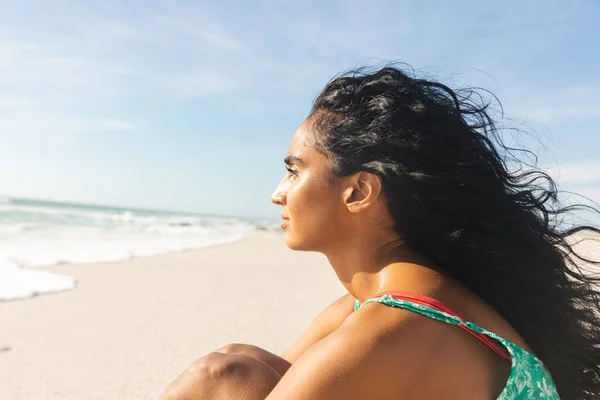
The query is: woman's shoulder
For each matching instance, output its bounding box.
[269,300,509,399]
[342,300,512,398]
[267,308,438,399]
[345,299,469,357]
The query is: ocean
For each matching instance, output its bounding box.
[0,197,273,301]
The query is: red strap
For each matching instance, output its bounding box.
[375,291,511,361]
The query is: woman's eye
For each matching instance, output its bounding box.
[286,167,298,177]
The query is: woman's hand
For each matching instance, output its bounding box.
[161,351,281,400]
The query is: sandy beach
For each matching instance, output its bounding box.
[0,233,345,400]
[1,232,598,400]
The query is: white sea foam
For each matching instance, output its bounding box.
[0,199,269,301]
[0,259,77,301]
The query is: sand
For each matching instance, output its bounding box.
[1,233,598,400]
[0,233,345,400]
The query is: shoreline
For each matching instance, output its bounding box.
[0,230,280,302]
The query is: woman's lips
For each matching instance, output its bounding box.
[281,217,290,229]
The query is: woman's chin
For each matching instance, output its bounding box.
[285,237,320,252]
[284,235,300,250]
[284,233,308,251]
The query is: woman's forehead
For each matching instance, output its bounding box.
[288,126,312,154]
[287,122,333,170]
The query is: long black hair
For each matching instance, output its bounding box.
[308,65,600,399]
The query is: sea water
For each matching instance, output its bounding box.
[0,197,271,301]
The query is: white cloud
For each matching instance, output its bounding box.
[559,188,600,221]
[526,104,600,125]
[0,2,263,106]
[2,0,585,117]
[152,12,246,52]
[94,119,138,132]
[0,39,108,91]
[577,187,600,205]
[544,160,600,185]
[508,84,600,125]
[0,100,138,140]
[543,161,600,218]
[156,69,241,96]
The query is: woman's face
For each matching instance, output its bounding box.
[271,123,346,251]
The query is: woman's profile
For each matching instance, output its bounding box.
[162,65,600,400]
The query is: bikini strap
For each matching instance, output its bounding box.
[365,291,511,361]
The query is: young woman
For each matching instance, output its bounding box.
[162,66,600,399]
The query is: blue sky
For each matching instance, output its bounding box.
[1,1,599,220]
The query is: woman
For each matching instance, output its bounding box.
[162,66,600,399]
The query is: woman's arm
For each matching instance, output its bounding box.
[281,292,356,363]
[265,313,419,400]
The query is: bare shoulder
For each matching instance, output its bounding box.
[269,300,505,399]
[266,303,441,399]
[351,301,510,398]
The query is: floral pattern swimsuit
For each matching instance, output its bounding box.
[354,292,560,399]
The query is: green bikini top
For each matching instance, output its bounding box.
[354,292,560,399]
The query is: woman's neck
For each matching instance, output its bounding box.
[324,232,444,303]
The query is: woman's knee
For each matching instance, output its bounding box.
[215,343,292,376]
[162,352,238,399]
[189,352,226,378]
[162,352,281,399]
[215,343,249,355]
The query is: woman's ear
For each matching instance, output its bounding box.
[342,172,383,213]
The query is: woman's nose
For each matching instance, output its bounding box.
[271,185,286,206]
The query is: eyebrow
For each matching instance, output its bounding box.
[284,155,304,166]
